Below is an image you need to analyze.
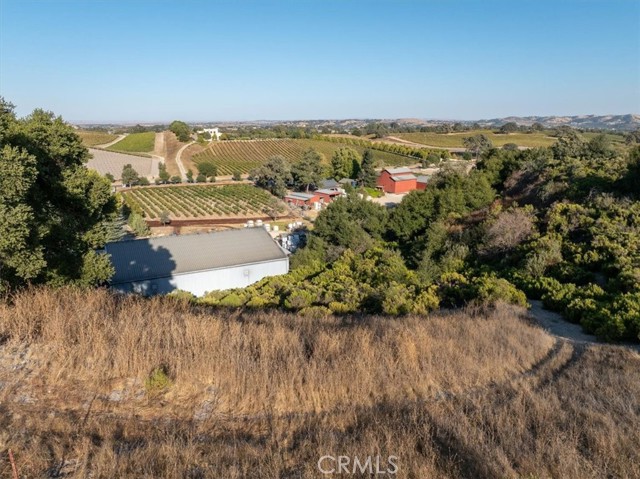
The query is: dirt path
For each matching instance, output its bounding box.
[384,136,467,153]
[95,133,127,149]
[175,141,195,180]
[528,300,639,352]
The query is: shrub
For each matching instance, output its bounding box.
[218,293,245,307]
[144,366,172,394]
[472,275,528,307]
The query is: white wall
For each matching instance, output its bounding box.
[112,258,289,297]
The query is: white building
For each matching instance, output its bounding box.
[105,228,289,296]
[198,127,221,141]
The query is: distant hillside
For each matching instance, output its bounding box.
[477,114,640,131]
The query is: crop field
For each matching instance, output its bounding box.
[76,130,119,147]
[107,132,156,153]
[191,139,414,175]
[395,130,558,148]
[122,184,280,219]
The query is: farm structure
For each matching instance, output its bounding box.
[416,175,430,190]
[284,192,322,210]
[105,227,289,296]
[315,188,344,204]
[377,167,417,193]
[198,128,221,141]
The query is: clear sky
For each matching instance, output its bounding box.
[1,0,638,122]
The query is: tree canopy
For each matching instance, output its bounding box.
[170,120,191,142]
[250,155,292,198]
[291,148,325,192]
[0,99,117,292]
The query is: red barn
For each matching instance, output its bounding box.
[416,175,430,191]
[315,188,343,204]
[284,192,321,210]
[377,167,417,193]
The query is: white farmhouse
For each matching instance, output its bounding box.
[105,228,289,296]
[198,127,221,141]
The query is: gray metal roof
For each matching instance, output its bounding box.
[391,174,416,181]
[385,167,412,175]
[321,179,339,189]
[105,228,288,284]
[285,192,317,200]
[416,175,430,183]
[316,188,342,195]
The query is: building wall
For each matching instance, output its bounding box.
[391,179,417,193]
[111,258,289,297]
[417,181,428,191]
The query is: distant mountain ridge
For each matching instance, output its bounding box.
[476,114,640,131]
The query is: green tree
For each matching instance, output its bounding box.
[170,120,191,142]
[232,170,242,181]
[250,155,292,198]
[121,164,139,187]
[186,169,194,183]
[462,134,493,160]
[0,99,117,292]
[197,161,217,179]
[158,162,170,183]
[331,147,360,180]
[357,149,378,187]
[196,173,207,183]
[128,212,150,237]
[499,122,518,134]
[159,210,171,225]
[291,148,324,191]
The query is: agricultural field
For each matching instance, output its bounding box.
[122,184,282,219]
[395,129,558,148]
[107,132,156,153]
[76,130,119,147]
[191,138,415,176]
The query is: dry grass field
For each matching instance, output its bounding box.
[0,288,638,478]
[75,130,119,147]
[395,130,558,148]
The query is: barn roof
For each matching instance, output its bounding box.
[105,228,288,284]
[384,167,412,175]
[416,175,430,183]
[391,174,417,182]
[315,188,342,196]
[285,192,317,201]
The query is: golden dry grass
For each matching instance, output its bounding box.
[0,288,638,478]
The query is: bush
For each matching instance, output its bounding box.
[144,366,172,394]
[472,275,528,307]
[218,292,245,307]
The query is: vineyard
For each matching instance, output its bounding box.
[190,138,415,175]
[123,184,281,219]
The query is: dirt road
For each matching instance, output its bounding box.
[528,300,639,352]
[95,133,127,149]
[175,141,195,180]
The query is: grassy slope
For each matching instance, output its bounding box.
[192,138,416,175]
[107,132,156,153]
[395,129,558,148]
[76,130,119,147]
[1,288,638,478]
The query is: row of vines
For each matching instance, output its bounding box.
[190,139,418,175]
[123,184,280,219]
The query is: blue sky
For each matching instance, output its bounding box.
[1,0,638,122]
